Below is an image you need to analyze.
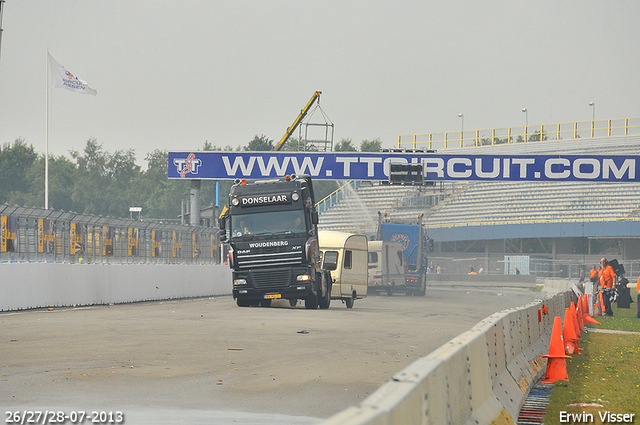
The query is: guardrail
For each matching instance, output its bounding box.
[0,204,220,264]
[398,117,640,150]
[322,290,572,425]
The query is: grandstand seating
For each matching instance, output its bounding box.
[317,135,640,233]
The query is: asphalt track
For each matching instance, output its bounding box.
[1,287,544,424]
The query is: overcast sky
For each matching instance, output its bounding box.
[1,1,639,164]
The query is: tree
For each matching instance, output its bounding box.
[527,130,548,142]
[0,138,38,203]
[333,138,357,152]
[7,154,78,211]
[70,138,141,217]
[281,137,301,151]
[202,141,234,151]
[128,149,189,220]
[360,138,383,152]
[244,135,273,151]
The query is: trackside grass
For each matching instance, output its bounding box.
[543,293,640,425]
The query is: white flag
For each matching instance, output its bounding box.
[48,53,97,96]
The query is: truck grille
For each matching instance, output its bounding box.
[252,269,292,291]
[236,248,303,269]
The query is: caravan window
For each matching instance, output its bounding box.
[344,250,353,269]
[368,252,378,269]
[323,251,339,271]
[368,252,378,264]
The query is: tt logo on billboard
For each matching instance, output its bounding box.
[174,153,202,178]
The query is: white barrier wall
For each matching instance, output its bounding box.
[0,263,232,311]
[322,291,571,425]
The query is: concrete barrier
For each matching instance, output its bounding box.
[0,263,232,311]
[427,274,537,289]
[322,291,571,425]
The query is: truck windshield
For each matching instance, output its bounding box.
[230,210,306,238]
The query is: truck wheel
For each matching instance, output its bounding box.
[386,287,393,296]
[289,299,298,307]
[318,272,331,309]
[237,298,251,307]
[305,294,318,309]
[345,292,355,309]
[260,299,272,307]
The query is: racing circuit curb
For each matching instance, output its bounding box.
[321,291,572,425]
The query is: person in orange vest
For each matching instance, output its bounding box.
[599,258,616,316]
[636,275,640,319]
[589,265,599,284]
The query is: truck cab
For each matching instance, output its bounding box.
[219,174,331,309]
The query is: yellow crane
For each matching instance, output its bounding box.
[272,91,322,151]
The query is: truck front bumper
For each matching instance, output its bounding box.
[232,266,316,301]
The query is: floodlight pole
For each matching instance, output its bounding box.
[0,0,5,68]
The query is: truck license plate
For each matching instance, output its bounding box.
[264,294,281,299]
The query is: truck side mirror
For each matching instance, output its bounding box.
[218,218,227,242]
[312,211,319,225]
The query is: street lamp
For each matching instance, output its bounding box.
[522,108,528,127]
[458,113,464,146]
[589,102,596,137]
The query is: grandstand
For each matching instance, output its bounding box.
[318,134,640,277]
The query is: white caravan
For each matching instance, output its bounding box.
[367,240,406,296]
[318,231,368,308]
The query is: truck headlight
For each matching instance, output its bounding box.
[292,193,299,201]
[296,274,311,281]
[234,279,247,285]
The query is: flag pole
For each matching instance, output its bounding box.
[45,49,49,210]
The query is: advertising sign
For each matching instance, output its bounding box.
[172,231,182,258]
[102,226,114,256]
[70,222,85,255]
[192,233,200,258]
[152,230,162,258]
[128,227,139,256]
[38,218,55,254]
[1,216,18,253]
[168,151,640,182]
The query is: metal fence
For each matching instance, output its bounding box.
[0,204,220,264]
[398,116,640,150]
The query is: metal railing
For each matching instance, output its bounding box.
[0,204,220,264]
[316,180,361,214]
[398,117,640,150]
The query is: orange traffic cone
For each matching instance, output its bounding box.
[594,297,602,316]
[576,299,585,332]
[542,316,572,382]
[570,302,581,340]
[581,294,590,315]
[563,308,580,355]
[583,293,600,324]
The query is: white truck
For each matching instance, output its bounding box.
[367,240,406,296]
[318,231,368,308]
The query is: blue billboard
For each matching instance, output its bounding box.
[168,151,640,182]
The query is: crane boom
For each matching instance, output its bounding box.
[272,91,322,151]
